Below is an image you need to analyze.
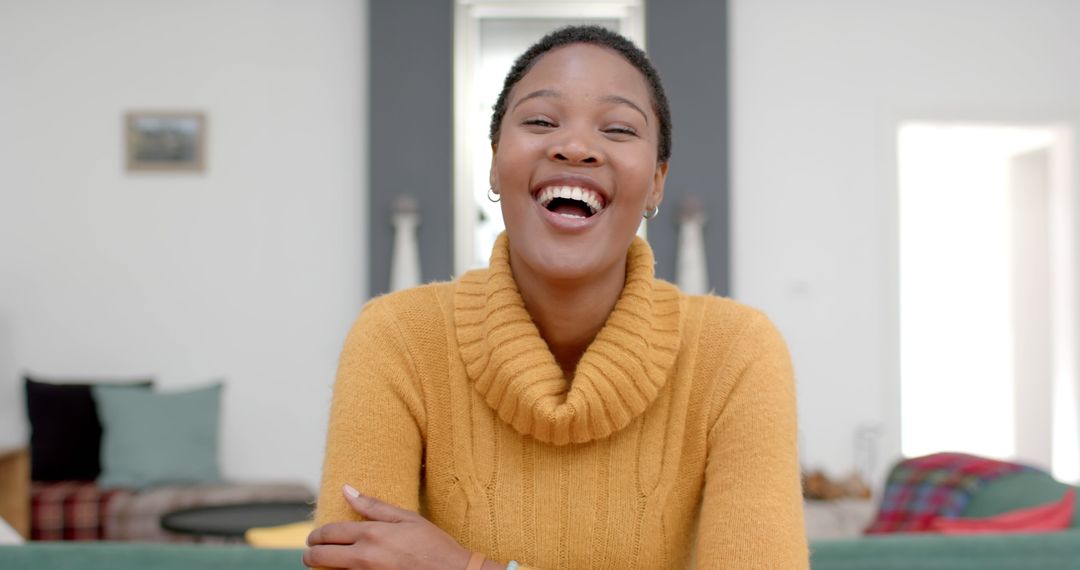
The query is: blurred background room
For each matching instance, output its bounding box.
[1,0,1079,551]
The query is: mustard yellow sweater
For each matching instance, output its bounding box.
[316,234,808,569]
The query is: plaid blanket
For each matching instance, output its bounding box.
[31,481,134,540]
[864,452,1040,534]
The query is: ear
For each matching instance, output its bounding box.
[648,161,669,211]
[489,142,499,191]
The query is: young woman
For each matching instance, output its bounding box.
[304,26,808,570]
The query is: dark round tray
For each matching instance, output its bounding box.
[160,501,313,538]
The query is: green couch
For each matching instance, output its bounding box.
[0,542,304,569]
[3,472,1078,569]
[811,530,1080,569]
[3,533,1079,570]
[810,470,1080,569]
[2,533,1080,570]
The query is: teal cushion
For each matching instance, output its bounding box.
[93,383,223,489]
[962,471,1079,527]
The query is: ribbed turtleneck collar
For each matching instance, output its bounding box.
[454,233,684,445]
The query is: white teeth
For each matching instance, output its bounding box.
[584,193,600,213]
[536,185,605,215]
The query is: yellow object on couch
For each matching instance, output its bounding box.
[245,520,314,548]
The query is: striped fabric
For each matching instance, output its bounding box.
[865,452,1039,534]
[31,480,315,542]
[30,481,133,541]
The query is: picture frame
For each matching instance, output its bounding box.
[125,111,206,172]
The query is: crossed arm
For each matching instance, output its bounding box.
[304,302,512,570]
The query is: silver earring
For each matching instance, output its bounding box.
[487,187,500,203]
[643,205,659,219]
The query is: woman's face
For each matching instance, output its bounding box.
[491,43,668,283]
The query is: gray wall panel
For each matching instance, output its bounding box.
[368,1,454,296]
[646,0,730,294]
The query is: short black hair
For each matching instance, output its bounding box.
[489,25,672,163]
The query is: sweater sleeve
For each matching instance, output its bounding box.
[695,314,808,568]
[314,297,427,528]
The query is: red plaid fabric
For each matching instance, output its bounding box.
[30,481,134,540]
[864,452,1039,534]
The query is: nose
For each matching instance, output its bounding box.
[547,129,603,166]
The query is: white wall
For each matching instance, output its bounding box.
[731,0,1080,486]
[0,0,368,490]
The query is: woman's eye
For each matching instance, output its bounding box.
[604,126,638,136]
[523,118,556,128]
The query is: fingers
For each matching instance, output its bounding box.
[302,544,365,569]
[306,522,364,546]
[342,484,415,523]
[301,524,397,568]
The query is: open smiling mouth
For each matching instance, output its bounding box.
[536,186,606,220]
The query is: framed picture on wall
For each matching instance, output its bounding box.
[125,111,206,172]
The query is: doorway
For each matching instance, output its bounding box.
[897,122,1078,482]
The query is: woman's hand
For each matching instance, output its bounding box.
[303,485,472,570]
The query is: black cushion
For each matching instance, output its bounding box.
[24,375,153,481]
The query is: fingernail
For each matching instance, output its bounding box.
[343,484,360,499]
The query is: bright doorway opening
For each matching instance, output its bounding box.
[898,122,1079,482]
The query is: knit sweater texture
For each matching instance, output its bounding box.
[316,234,808,568]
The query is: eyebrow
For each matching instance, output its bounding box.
[511,89,649,124]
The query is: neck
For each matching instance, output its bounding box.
[509,252,627,379]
